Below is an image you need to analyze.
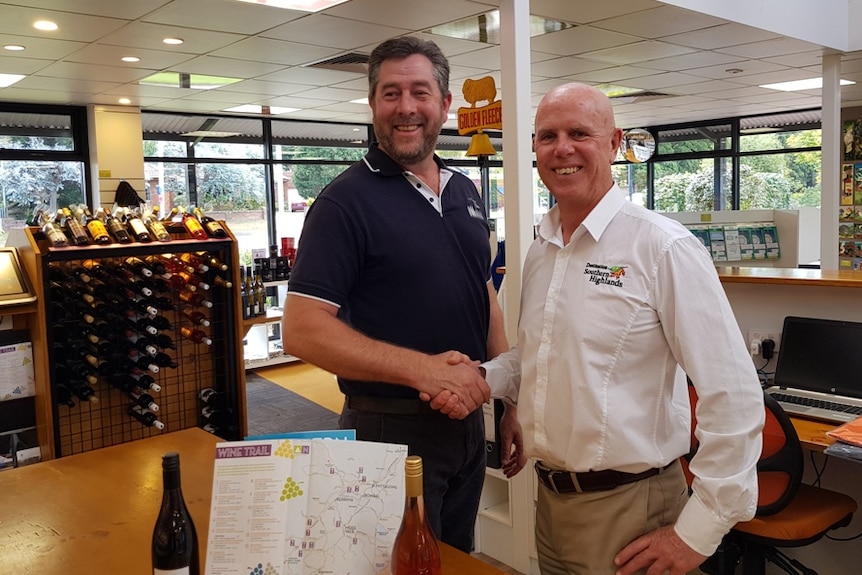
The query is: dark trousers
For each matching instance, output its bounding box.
[339,400,486,553]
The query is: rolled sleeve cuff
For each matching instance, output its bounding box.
[674,495,736,557]
[482,361,519,405]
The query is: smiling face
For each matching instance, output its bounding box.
[369,53,451,171]
[533,83,622,212]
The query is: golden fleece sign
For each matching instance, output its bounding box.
[457,76,502,136]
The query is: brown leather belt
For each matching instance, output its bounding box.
[346,395,442,416]
[535,460,673,494]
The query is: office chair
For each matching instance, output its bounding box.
[683,384,858,575]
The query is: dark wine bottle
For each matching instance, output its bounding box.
[131,405,165,430]
[152,452,198,572]
[193,206,228,238]
[181,307,210,327]
[105,209,133,243]
[180,326,212,346]
[61,207,90,246]
[391,455,441,575]
[129,388,159,411]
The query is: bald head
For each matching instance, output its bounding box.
[535,82,617,135]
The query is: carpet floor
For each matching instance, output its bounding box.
[244,369,340,437]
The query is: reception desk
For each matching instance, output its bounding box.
[1,428,506,575]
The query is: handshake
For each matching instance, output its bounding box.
[417,350,491,420]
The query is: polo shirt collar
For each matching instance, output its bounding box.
[361,143,449,176]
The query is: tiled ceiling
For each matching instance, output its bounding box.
[1,0,861,131]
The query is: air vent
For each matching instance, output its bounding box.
[609,91,674,103]
[305,52,370,74]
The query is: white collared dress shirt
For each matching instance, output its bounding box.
[484,184,764,556]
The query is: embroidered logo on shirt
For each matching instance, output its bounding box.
[467,198,485,220]
[584,262,626,287]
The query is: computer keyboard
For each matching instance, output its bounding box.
[771,392,862,416]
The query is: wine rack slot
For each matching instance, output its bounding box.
[9,224,247,459]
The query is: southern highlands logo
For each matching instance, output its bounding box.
[584,262,626,287]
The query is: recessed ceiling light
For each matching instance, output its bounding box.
[0,73,26,88]
[760,77,855,91]
[725,68,744,74]
[33,20,58,31]
[118,98,132,105]
[3,44,25,51]
[224,104,300,114]
[234,0,350,12]
[140,72,242,90]
[163,37,184,45]
[122,56,141,63]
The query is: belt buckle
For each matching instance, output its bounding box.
[543,468,581,494]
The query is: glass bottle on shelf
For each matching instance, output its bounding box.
[244,266,258,317]
[39,211,69,247]
[391,455,441,575]
[178,290,213,309]
[105,208,133,243]
[123,207,152,243]
[82,207,112,245]
[180,207,209,240]
[197,252,229,272]
[180,326,213,346]
[240,267,250,320]
[179,252,209,273]
[130,405,165,429]
[253,264,267,315]
[144,209,172,242]
[181,307,210,327]
[193,206,228,238]
[61,207,90,246]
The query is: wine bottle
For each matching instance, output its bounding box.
[178,252,209,273]
[106,209,133,243]
[124,208,152,242]
[391,455,441,575]
[177,270,210,291]
[131,405,165,430]
[131,373,162,393]
[55,383,77,408]
[197,252,229,272]
[153,352,178,369]
[244,266,258,317]
[82,207,112,245]
[204,271,233,289]
[126,256,156,278]
[152,452,198,573]
[193,206,228,238]
[181,307,210,327]
[253,265,267,315]
[39,211,69,247]
[198,388,226,409]
[130,388,160,411]
[61,207,90,246]
[144,210,172,242]
[178,290,213,309]
[180,208,209,240]
[180,326,212,346]
[240,267,250,320]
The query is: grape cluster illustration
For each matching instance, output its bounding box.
[274,440,296,459]
[281,476,303,501]
[249,562,278,575]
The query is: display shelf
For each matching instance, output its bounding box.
[7,224,248,459]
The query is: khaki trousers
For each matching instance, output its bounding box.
[535,460,689,575]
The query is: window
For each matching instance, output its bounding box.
[0,104,90,246]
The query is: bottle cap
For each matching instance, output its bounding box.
[405,455,423,478]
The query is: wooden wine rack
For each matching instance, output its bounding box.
[9,224,247,459]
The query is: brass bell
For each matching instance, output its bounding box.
[466,131,497,157]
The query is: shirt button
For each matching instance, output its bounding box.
[416,183,421,188]
[429,197,434,202]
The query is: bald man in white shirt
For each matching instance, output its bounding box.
[435,83,765,575]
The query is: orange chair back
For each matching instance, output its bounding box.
[683,382,803,517]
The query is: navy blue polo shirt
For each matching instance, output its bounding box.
[288,145,492,399]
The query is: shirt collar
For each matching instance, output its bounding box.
[537,183,625,245]
[361,143,450,176]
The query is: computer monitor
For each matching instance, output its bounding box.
[0,248,37,307]
[774,315,862,399]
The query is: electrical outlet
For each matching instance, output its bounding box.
[749,329,781,352]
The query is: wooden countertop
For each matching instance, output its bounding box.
[716,266,862,288]
[0,428,506,575]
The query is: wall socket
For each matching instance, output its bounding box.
[749,329,781,353]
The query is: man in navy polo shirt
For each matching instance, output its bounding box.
[282,36,524,553]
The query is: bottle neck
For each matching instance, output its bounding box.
[163,467,181,491]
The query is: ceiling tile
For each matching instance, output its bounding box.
[581,40,695,65]
[142,0,305,35]
[530,25,641,57]
[593,5,725,39]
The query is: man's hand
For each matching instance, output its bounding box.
[614,525,706,575]
[416,351,489,419]
[500,403,526,477]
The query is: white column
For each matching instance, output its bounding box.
[820,53,841,270]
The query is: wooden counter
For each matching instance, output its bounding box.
[716,266,862,288]
[0,428,506,575]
